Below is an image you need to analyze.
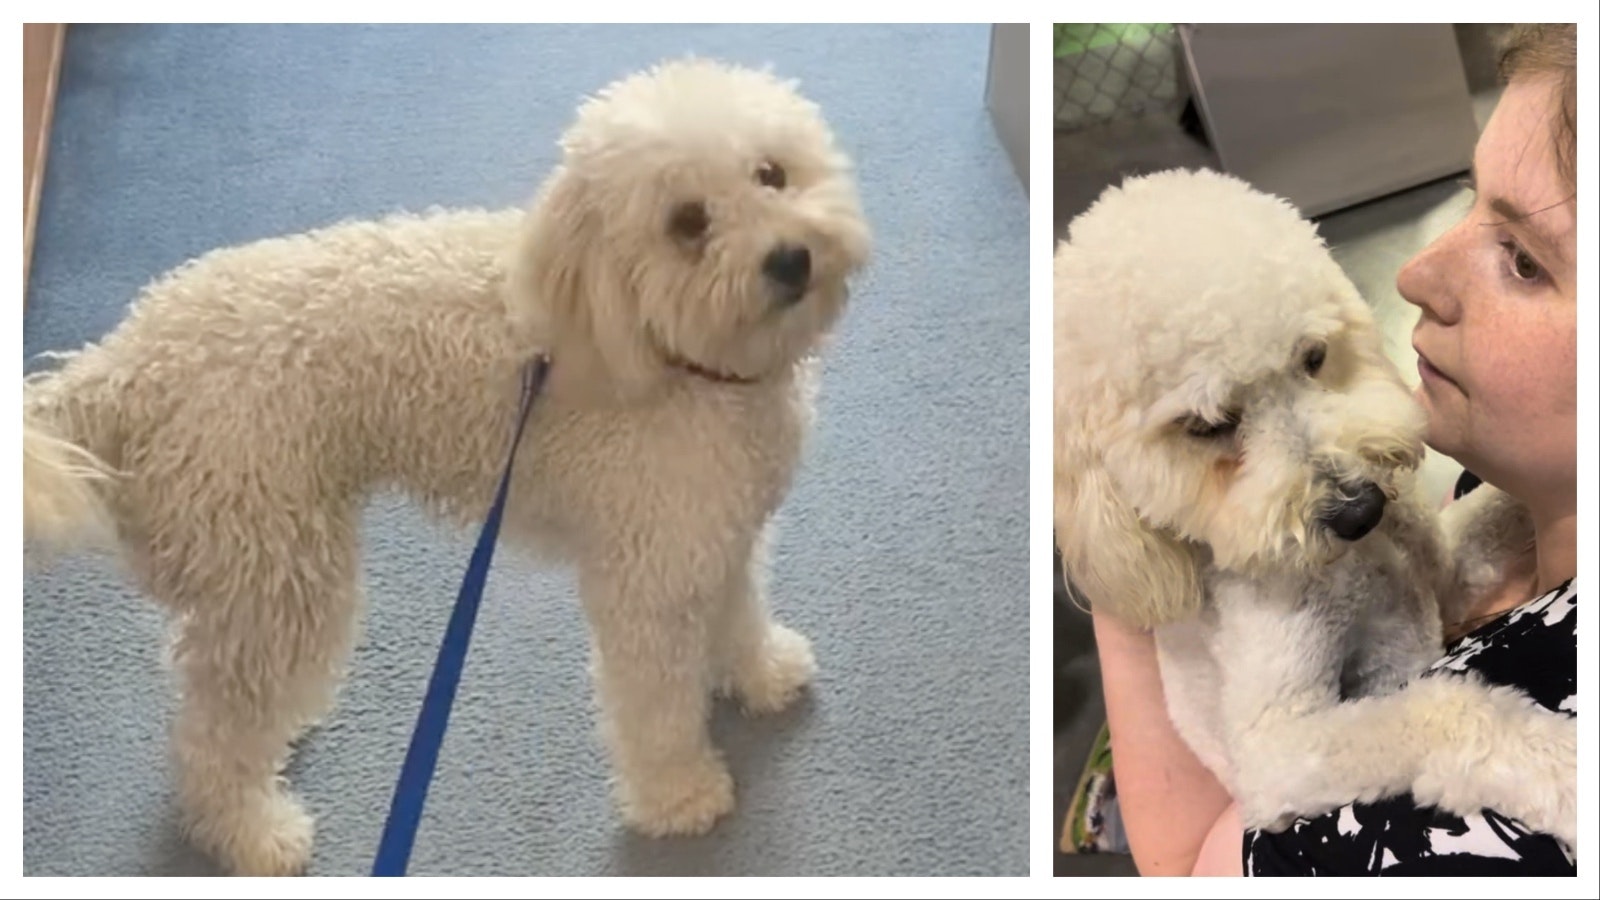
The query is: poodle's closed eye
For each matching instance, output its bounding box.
[1179,410,1240,440]
[1300,341,1327,377]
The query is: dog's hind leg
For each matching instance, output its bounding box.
[153,504,362,876]
[712,525,815,716]
[577,539,736,838]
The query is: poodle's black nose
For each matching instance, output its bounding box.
[762,243,811,297]
[1322,481,1387,542]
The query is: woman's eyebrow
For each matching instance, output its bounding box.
[1467,163,1573,269]
[1491,197,1573,269]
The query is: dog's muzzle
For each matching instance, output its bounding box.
[1319,481,1387,542]
[762,243,811,302]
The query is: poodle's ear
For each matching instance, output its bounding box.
[1055,446,1205,629]
[506,166,663,403]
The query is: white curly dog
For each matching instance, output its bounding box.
[22,58,871,875]
[1053,170,1575,851]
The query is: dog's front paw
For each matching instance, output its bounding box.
[1232,757,1343,836]
[1238,796,1318,836]
[1413,695,1577,847]
[733,623,816,716]
[616,756,736,838]
[1250,811,1303,835]
[1528,789,1579,854]
[186,787,315,876]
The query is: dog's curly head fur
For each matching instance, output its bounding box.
[1054,170,1426,628]
[507,57,871,401]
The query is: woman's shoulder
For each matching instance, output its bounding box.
[1427,578,1576,716]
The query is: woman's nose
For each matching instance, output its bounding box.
[1396,224,1464,325]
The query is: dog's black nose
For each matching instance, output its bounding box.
[1322,481,1387,542]
[762,243,811,296]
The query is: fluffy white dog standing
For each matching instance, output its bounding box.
[1054,170,1575,849]
[23,58,871,876]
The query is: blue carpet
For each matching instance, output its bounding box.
[22,24,1029,877]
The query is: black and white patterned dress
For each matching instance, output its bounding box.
[1242,577,1578,876]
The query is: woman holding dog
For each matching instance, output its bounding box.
[1090,23,1578,876]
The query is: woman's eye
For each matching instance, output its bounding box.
[1508,244,1544,282]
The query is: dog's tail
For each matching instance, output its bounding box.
[22,406,118,552]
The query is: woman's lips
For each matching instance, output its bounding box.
[1415,348,1458,388]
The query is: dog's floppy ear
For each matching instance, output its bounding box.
[506,166,663,403]
[1055,438,1205,630]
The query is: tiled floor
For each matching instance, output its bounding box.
[1051,26,1507,875]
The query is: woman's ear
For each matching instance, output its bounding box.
[506,167,663,403]
[1055,436,1205,630]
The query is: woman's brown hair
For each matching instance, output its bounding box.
[1498,24,1578,191]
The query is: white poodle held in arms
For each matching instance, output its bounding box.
[23,58,871,876]
[1053,170,1574,848]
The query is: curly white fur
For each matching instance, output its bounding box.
[1054,170,1575,853]
[21,57,871,876]
[22,406,116,550]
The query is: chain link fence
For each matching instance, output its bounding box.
[1054,24,1187,132]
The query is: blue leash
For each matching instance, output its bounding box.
[371,355,549,877]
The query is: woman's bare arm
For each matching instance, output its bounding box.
[1091,610,1236,875]
[1192,803,1246,875]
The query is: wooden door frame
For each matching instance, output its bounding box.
[24,22,67,304]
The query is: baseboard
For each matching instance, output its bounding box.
[24,23,67,303]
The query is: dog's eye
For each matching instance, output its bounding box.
[756,160,787,190]
[668,201,709,240]
[1303,343,1327,377]
[1180,412,1239,439]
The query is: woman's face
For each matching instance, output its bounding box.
[1398,74,1576,504]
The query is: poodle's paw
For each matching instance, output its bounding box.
[1521,790,1578,853]
[1253,811,1302,835]
[1414,699,1577,847]
[1232,754,1349,835]
[616,756,736,838]
[186,787,315,876]
[732,623,816,716]
[1238,795,1321,836]
[1415,779,1576,852]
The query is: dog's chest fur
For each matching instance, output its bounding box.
[496,370,817,563]
[1154,528,1443,793]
